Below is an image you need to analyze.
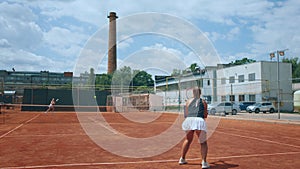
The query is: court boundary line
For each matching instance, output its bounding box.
[216,130,300,149]
[193,151,300,160]
[1,151,299,169]
[88,117,119,134]
[217,126,300,141]
[217,115,300,125]
[3,133,87,138]
[0,114,40,139]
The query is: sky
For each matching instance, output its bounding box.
[0,0,300,76]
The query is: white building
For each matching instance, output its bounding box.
[155,66,217,106]
[217,61,293,111]
[155,61,293,112]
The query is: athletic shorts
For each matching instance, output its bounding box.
[182,117,207,131]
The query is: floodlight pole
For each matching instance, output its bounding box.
[178,75,181,112]
[276,51,280,119]
[271,49,288,119]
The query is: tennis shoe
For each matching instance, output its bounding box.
[178,157,187,165]
[201,161,210,168]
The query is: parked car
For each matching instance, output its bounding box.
[239,101,256,111]
[208,102,241,115]
[246,102,276,113]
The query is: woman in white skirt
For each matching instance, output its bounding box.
[179,88,209,168]
[45,98,56,113]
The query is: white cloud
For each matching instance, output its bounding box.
[0,2,43,50]
[118,36,134,50]
[220,52,257,64]
[248,0,300,58]
[205,27,240,42]
[227,27,240,41]
[120,48,187,74]
[206,32,225,42]
[1,0,299,74]
[24,0,105,26]
[0,48,74,72]
[43,26,87,57]
[117,40,217,75]
[0,39,11,48]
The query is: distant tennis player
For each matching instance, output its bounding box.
[179,87,209,168]
[45,98,56,113]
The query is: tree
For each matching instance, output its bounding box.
[132,70,154,86]
[190,63,199,72]
[282,57,300,83]
[95,73,112,90]
[109,66,132,93]
[131,70,154,93]
[87,68,95,87]
[171,63,203,76]
[229,58,256,66]
[115,66,132,86]
[104,66,154,93]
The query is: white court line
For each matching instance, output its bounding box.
[1,151,300,169]
[216,130,300,149]
[217,126,300,141]
[0,159,177,169]
[0,124,24,139]
[189,151,300,161]
[4,133,87,138]
[0,114,40,139]
[88,117,118,134]
[3,116,119,138]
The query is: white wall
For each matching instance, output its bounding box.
[149,94,164,111]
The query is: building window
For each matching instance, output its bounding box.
[230,95,235,102]
[7,76,15,81]
[249,94,256,101]
[239,95,245,101]
[221,78,226,84]
[249,73,255,81]
[238,75,244,83]
[229,76,235,83]
[207,80,210,86]
[221,96,226,101]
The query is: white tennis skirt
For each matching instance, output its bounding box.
[182,117,207,131]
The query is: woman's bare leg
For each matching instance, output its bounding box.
[196,130,208,162]
[181,130,194,159]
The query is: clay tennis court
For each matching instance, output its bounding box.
[0,108,300,169]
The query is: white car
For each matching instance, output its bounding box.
[246,102,276,113]
[208,102,241,115]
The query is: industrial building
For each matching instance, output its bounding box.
[0,70,89,103]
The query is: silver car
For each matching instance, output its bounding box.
[246,102,276,113]
[208,102,241,115]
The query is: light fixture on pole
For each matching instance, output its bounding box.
[269,49,288,119]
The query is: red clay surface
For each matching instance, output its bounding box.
[0,109,300,169]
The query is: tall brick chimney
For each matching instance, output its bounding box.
[107,12,118,74]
